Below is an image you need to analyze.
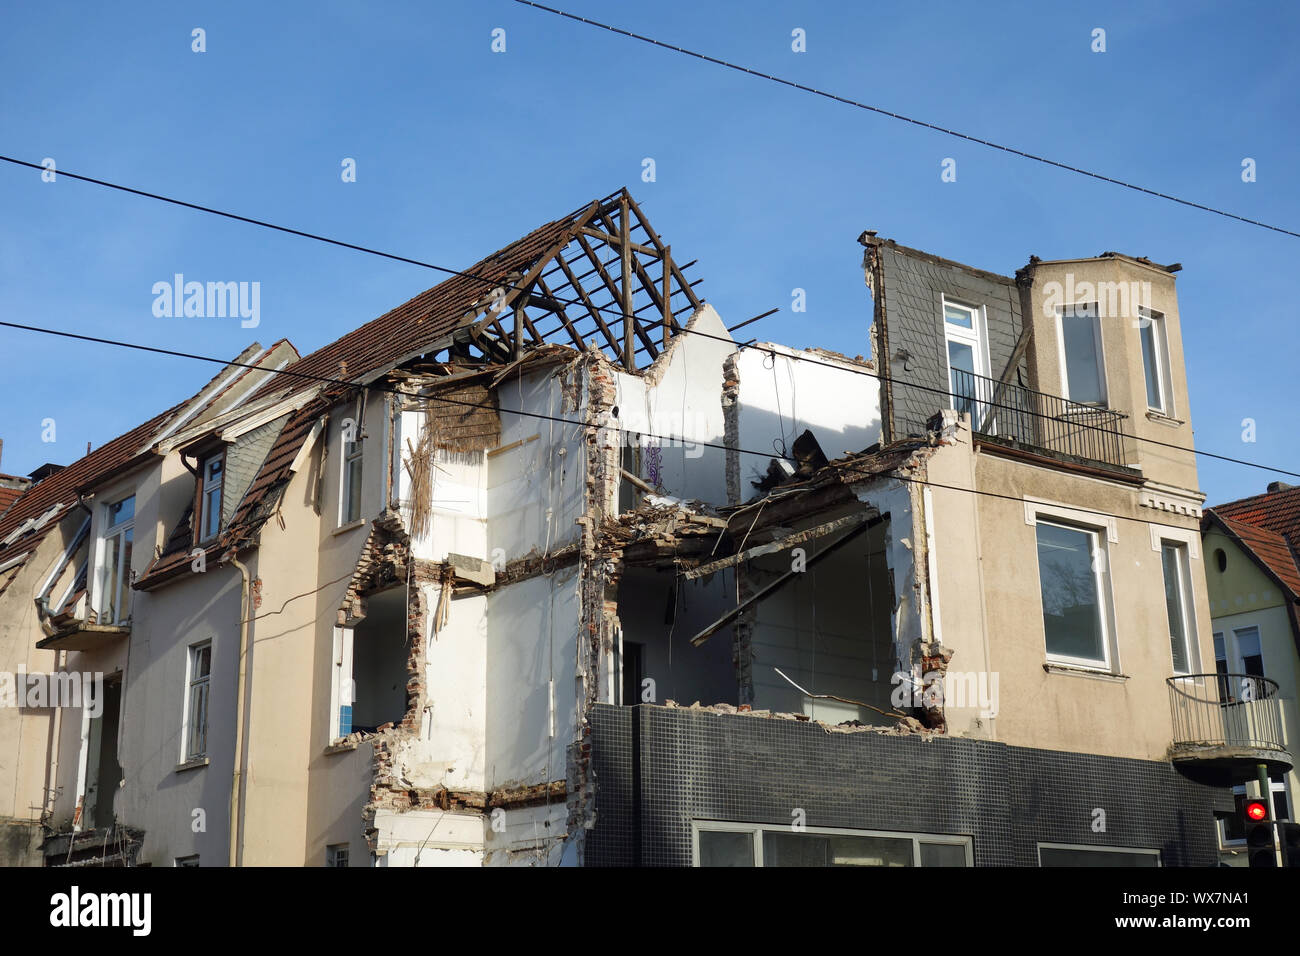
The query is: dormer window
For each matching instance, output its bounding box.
[99,494,134,625]
[199,452,225,542]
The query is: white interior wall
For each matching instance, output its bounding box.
[489,369,586,564]
[484,568,581,790]
[613,304,734,507]
[735,345,881,494]
[748,521,896,722]
[399,409,490,564]
[484,801,568,867]
[386,586,488,794]
[618,568,736,705]
[371,808,484,867]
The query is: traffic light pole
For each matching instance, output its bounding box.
[1257,761,1282,867]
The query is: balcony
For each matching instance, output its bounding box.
[1166,674,1293,784]
[948,368,1135,473]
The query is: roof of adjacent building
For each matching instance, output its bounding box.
[1212,484,1300,551]
[1205,485,1300,624]
[0,406,184,571]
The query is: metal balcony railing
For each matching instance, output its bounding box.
[1167,673,1289,755]
[949,367,1131,469]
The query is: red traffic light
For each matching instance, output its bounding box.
[1246,800,1269,821]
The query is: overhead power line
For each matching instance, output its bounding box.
[0,153,1291,479]
[510,0,1300,239]
[0,317,1232,532]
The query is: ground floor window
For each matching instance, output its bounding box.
[693,821,972,867]
[1037,843,1160,866]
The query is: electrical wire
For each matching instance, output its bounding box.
[1,154,1294,477]
[510,0,1300,240]
[0,317,1225,533]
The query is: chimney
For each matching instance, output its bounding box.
[1267,481,1295,494]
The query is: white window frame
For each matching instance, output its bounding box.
[691,820,973,867]
[175,854,201,867]
[1137,307,1173,414]
[1159,539,1198,675]
[1036,843,1161,866]
[95,493,135,626]
[199,452,225,543]
[1031,512,1117,671]
[329,626,355,742]
[182,640,212,762]
[1055,302,1109,406]
[339,425,364,527]
[941,298,992,422]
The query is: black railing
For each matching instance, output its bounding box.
[1167,673,1289,755]
[949,367,1131,469]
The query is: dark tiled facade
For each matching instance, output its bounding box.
[586,703,1229,867]
[870,242,1027,441]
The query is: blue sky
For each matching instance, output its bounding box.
[1,0,1295,504]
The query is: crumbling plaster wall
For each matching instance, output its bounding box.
[730,345,882,504]
[489,365,586,564]
[611,303,733,507]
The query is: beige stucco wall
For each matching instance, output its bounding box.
[926,419,1212,760]
[0,530,64,829]
[1024,258,1199,494]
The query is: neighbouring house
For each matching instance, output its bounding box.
[0,190,1278,866]
[1201,483,1300,865]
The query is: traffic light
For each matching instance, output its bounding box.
[1278,822,1300,868]
[1243,798,1277,868]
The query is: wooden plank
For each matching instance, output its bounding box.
[620,196,634,369]
[554,252,622,359]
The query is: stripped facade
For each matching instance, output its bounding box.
[0,191,1274,866]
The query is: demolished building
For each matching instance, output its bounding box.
[0,189,1273,867]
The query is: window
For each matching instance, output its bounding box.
[1038,844,1160,867]
[329,589,408,742]
[1138,308,1172,413]
[693,821,972,867]
[1215,627,1267,702]
[98,494,134,625]
[326,844,350,868]
[1057,304,1107,405]
[199,453,224,542]
[331,627,354,740]
[943,299,987,422]
[184,641,212,761]
[1035,520,1111,667]
[175,855,200,867]
[1160,541,1196,674]
[340,428,364,525]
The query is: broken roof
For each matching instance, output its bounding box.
[259,186,701,395]
[137,189,706,586]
